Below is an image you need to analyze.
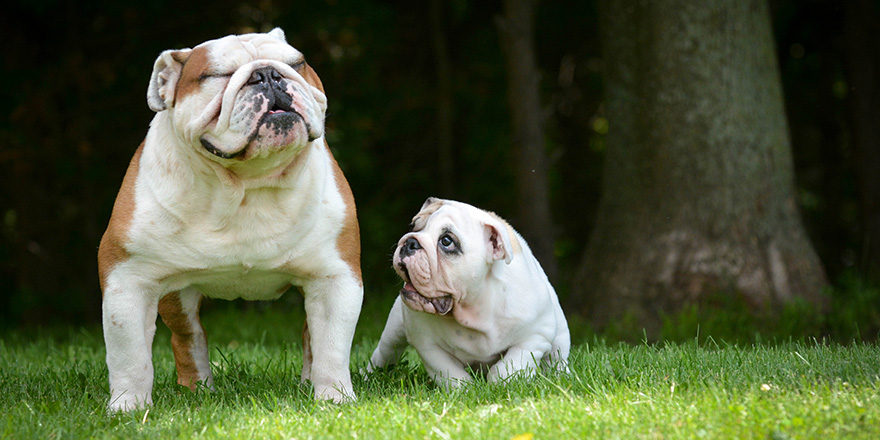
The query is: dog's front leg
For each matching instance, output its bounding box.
[302,273,363,402]
[416,345,473,390]
[102,274,161,411]
[487,337,552,383]
[368,298,408,371]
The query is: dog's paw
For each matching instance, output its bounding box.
[314,384,357,404]
[107,392,152,413]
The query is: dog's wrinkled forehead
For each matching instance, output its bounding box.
[409,197,445,232]
[170,29,325,111]
[200,32,304,73]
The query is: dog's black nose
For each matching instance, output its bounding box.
[400,237,422,257]
[247,67,283,86]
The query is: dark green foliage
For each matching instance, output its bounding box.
[0,0,876,336]
[653,272,880,344]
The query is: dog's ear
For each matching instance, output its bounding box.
[147,49,192,112]
[421,197,441,211]
[302,63,325,93]
[409,197,443,231]
[483,219,514,264]
[301,63,328,115]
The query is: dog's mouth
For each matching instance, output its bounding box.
[201,137,242,159]
[200,92,315,160]
[398,265,453,315]
[258,103,311,135]
[264,90,295,116]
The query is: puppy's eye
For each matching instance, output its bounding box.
[438,234,458,252]
[290,60,305,72]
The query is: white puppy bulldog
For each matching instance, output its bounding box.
[98,29,363,411]
[369,198,570,387]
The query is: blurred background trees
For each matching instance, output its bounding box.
[1,0,878,338]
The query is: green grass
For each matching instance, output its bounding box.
[1,304,879,439]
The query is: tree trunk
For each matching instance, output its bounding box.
[497,0,559,282]
[573,0,828,334]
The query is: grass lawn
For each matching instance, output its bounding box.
[1,304,878,439]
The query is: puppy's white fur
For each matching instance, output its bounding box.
[370,198,570,387]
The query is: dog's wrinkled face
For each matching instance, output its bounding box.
[147,28,327,165]
[393,198,514,315]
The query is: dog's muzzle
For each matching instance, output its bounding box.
[247,67,296,114]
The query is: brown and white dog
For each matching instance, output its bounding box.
[370,198,569,388]
[98,29,362,411]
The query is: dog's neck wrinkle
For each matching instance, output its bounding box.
[142,119,322,230]
[206,160,243,188]
[452,280,501,335]
[192,136,319,192]
[451,302,492,335]
[208,140,315,188]
[202,145,321,232]
[156,104,317,191]
[453,257,541,334]
[201,162,245,230]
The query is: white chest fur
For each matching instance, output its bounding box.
[120,130,349,300]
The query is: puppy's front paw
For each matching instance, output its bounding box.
[487,361,536,384]
[107,392,152,413]
[314,384,357,404]
[432,374,471,391]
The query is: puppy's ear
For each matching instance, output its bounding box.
[484,220,514,264]
[410,197,443,231]
[147,49,192,112]
[421,197,441,211]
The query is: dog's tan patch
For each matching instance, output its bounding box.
[98,142,144,292]
[328,140,362,284]
[301,63,325,94]
[173,46,208,106]
[158,292,205,390]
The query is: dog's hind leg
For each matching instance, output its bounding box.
[158,287,214,391]
[301,320,313,382]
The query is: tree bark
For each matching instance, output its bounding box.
[497,0,559,282]
[573,0,828,334]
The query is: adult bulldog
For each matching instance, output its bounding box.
[98,28,362,411]
[369,198,569,388]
